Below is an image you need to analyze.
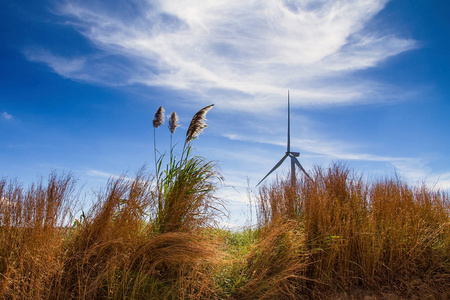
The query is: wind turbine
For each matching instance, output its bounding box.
[256,91,312,187]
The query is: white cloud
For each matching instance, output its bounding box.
[2,112,13,120]
[26,0,417,111]
[24,49,86,79]
[85,169,124,180]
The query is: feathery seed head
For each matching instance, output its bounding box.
[168,112,180,134]
[152,106,165,128]
[186,104,214,143]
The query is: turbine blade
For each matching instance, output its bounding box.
[291,155,313,181]
[256,154,288,187]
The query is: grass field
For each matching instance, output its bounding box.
[1,161,449,299]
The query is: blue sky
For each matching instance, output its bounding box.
[1,0,450,227]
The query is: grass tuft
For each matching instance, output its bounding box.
[253,162,450,298]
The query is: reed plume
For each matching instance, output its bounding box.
[168,112,180,134]
[153,106,165,128]
[168,111,180,158]
[185,104,214,143]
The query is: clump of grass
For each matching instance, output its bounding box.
[130,231,221,299]
[152,104,224,233]
[253,162,450,298]
[57,169,154,299]
[364,178,450,293]
[54,104,223,298]
[236,220,311,300]
[300,164,370,289]
[0,173,76,299]
[156,152,223,233]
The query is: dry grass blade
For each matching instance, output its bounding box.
[153,106,165,128]
[185,104,214,143]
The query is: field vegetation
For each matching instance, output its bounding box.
[1,163,450,299]
[1,106,449,299]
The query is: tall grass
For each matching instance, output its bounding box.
[0,168,223,299]
[252,162,450,298]
[0,173,76,299]
[235,220,311,299]
[155,147,224,233]
[153,104,222,234]
[1,162,449,299]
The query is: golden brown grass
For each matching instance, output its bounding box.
[0,173,76,299]
[253,162,450,299]
[1,162,449,299]
[235,220,312,300]
[0,165,223,299]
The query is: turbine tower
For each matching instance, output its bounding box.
[256,91,312,187]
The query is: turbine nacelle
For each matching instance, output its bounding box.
[289,152,300,157]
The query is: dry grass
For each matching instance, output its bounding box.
[0,164,223,299]
[235,220,311,300]
[254,162,450,298]
[1,162,449,299]
[0,173,76,299]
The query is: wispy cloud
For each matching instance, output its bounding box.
[2,112,13,120]
[223,132,401,162]
[24,49,86,79]
[222,131,450,190]
[26,0,417,111]
[85,169,124,180]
